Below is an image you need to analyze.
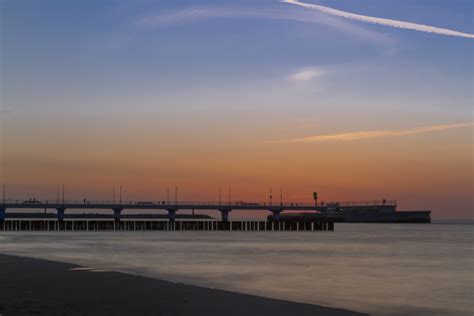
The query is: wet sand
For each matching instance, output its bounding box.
[0,254,366,316]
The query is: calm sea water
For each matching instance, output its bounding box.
[0,223,472,316]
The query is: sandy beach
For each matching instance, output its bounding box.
[0,254,366,316]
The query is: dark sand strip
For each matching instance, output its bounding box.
[0,254,367,316]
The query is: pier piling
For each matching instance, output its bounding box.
[0,218,335,232]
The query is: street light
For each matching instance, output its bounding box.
[280,188,283,206]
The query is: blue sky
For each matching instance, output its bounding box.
[3,0,472,120]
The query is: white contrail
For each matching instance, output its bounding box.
[283,0,474,39]
[268,122,473,143]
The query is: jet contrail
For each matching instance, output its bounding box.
[267,122,474,143]
[283,0,474,39]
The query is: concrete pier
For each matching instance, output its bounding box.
[1,200,396,221]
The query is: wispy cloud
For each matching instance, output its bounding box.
[283,0,474,39]
[136,8,260,27]
[267,123,474,143]
[289,68,325,81]
[135,6,389,43]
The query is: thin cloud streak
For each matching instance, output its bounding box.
[268,123,474,143]
[283,0,474,39]
[135,6,390,43]
[289,68,325,81]
[136,8,264,27]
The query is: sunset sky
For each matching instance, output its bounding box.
[1,0,473,218]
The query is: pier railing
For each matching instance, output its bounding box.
[2,199,396,208]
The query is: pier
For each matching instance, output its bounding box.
[0,199,394,220]
[0,199,396,232]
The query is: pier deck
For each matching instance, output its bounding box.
[0,199,394,222]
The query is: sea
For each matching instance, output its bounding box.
[0,222,472,316]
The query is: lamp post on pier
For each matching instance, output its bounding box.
[280,188,283,206]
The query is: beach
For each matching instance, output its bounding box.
[0,253,365,316]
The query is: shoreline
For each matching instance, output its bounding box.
[0,253,367,316]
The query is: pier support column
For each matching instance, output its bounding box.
[0,207,5,230]
[0,207,5,221]
[112,208,123,222]
[219,209,232,222]
[167,209,177,222]
[270,209,282,222]
[56,208,66,221]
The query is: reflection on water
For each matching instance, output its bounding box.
[0,223,472,316]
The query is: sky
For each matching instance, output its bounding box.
[1,0,473,219]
